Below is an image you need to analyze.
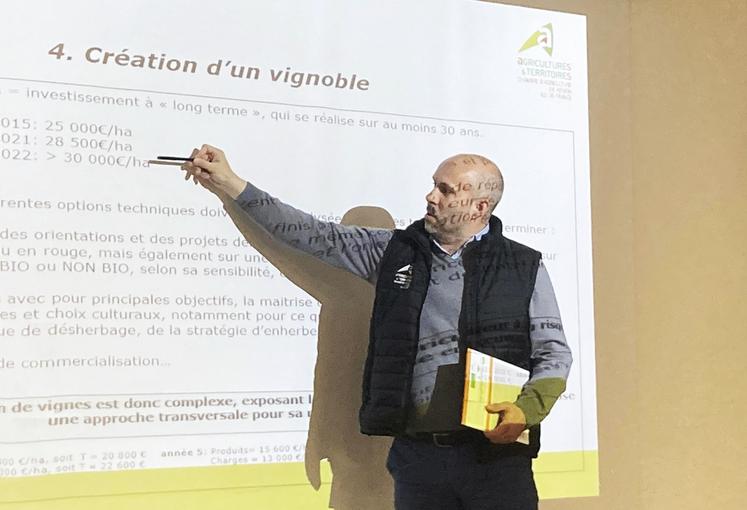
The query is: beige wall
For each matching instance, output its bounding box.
[631,1,746,508]
[496,1,746,508]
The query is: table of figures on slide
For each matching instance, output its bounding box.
[1,1,595,492]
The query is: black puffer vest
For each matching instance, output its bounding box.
[359,216,542,457]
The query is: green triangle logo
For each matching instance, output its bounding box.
[519,23,554,56]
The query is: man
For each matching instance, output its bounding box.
[183,145,572,510]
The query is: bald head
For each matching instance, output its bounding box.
[438,154,504,212]
[424,154,505,245]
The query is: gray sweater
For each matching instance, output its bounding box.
[234,183,572,430]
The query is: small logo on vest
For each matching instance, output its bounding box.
[393,264,413,289]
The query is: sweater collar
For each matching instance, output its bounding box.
[403,216,503,256]
[431,222,490,259]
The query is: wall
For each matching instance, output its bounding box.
[498,1,746,509]
[630,1,746,508]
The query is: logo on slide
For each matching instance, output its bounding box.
[519,23,554,56]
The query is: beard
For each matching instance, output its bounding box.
[424,208,485,239]
[424,215,437,234]
[423,211,459,237]
[424,210,442,234]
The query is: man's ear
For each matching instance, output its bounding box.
[475,196,491,214]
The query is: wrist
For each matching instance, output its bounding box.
[513,400,535,428]
[224,176,247,200]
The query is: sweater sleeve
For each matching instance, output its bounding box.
[514,261,573,427]
[231,182,393,282]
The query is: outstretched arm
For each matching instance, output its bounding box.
[182,144,392,282]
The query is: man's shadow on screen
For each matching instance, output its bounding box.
[223,200,394,510]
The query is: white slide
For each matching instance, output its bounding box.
[0,0,596,502]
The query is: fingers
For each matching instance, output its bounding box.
[483,401,526,444]
[486,402,510,414]
[483,422,524,444]
[181,144,230,194]
[485,402,525,424]
[192,157,216,171]
[182,147,200,181]
[194,173,212,186]
[182,147,217,184]
[197,143,224,163]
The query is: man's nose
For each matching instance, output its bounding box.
[425,188,437,204]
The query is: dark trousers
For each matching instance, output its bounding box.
[386,437,538,510]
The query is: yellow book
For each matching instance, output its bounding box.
[462,348,530,444]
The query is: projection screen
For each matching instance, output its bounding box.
[0,0,597,506]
